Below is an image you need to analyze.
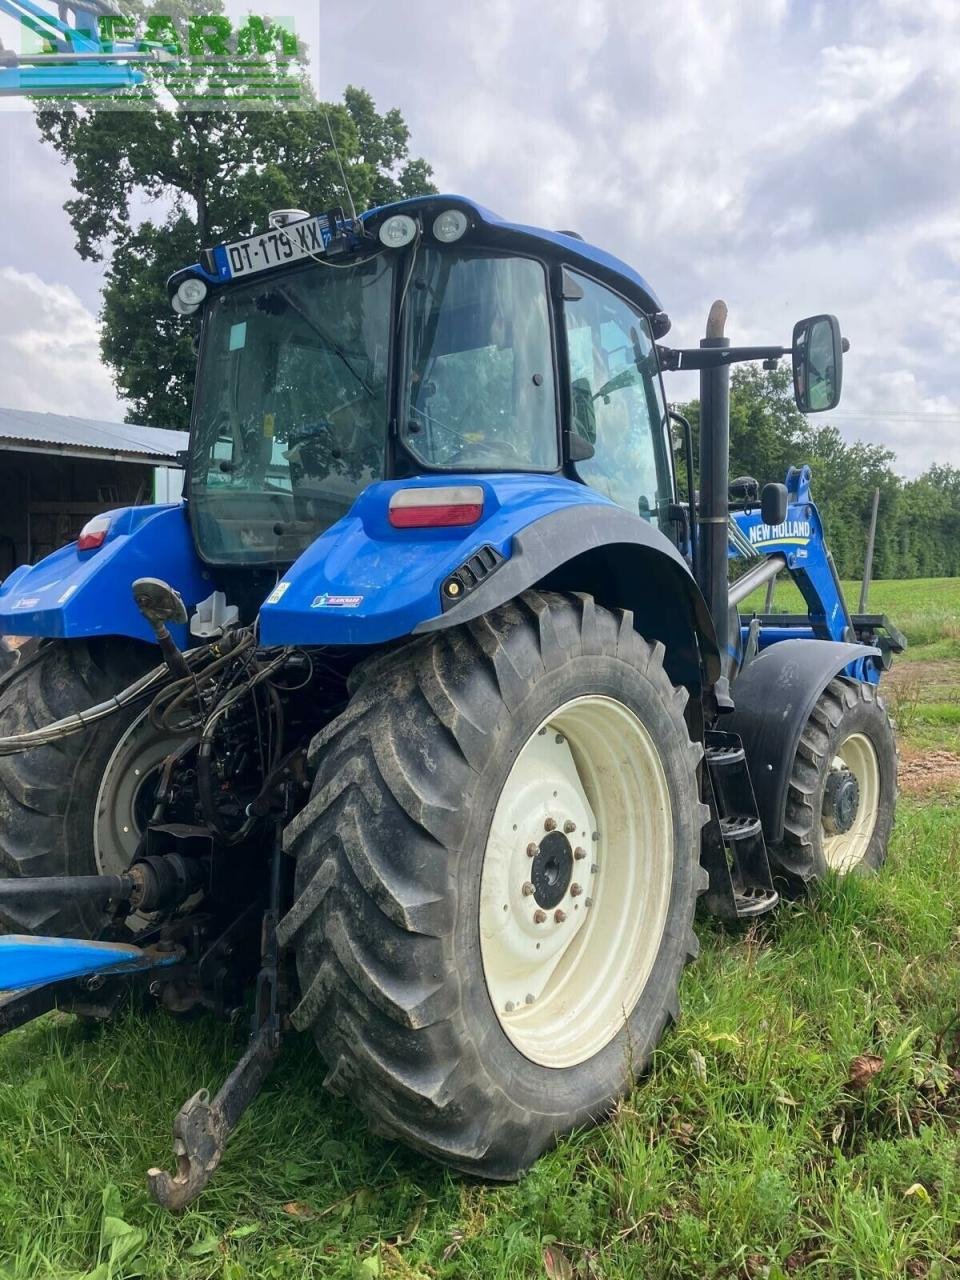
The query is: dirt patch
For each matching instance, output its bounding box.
[898,745,960,796]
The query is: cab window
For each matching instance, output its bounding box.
[564,274,672,522]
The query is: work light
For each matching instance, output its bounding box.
[172,277,208,315]
[432,209,468,243]
[378,214,417,248]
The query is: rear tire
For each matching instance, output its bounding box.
[0,637,168,935]
[280,591,707,1178]
[769,677,896,886]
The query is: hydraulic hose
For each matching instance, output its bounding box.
[0,663,169,756]
[0,636,249,757]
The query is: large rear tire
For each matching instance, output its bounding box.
[769,677,896,886]
[280,592,707,1177]
[0,637,173,935]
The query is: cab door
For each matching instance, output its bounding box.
[562,271,675,528]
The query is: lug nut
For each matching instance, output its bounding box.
[526,842,538,857]
[585,897,593,908]
[563,819,576,834]
[544,817,557,832]
[592,831,600,842]
[505,1000,515,1012]
[555,733,565,744]
[554,909,567,923]
[574,846,586,860]
[570,883,582,897]
[521,881,535,896]
[525,993,535,1005]
[533,909,547,924]
[591,863,600,875]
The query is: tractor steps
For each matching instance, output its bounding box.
[701,730,779,921]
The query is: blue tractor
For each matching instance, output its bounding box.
[0,197,903,1207]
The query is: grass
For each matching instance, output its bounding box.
[2,578,960,1279]
[740,575,960,660]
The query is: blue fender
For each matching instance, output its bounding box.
[0,504,209,646]
[260,474,624,646]
[257,472,720,679]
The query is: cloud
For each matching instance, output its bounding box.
[0,0,957,471]
[0,267,126,420]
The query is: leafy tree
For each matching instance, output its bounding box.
[676,366,960,581]
[35,4,434,427]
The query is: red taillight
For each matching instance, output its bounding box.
[77,515,111,551]
[388,486,484,529]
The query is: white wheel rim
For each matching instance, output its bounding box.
[821,732,880,874]
[479,694,674,1069]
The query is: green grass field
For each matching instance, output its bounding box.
[2,579,960,1280]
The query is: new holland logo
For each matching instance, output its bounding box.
[748,519,811,546]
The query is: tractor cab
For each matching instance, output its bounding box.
[173,198,676,569]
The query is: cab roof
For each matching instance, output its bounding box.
[363,194,665,320]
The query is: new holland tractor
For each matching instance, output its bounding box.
[0,196,904,1208]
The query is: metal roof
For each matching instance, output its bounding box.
[0,407,185,465]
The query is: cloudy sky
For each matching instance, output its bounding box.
[1,0,958,474]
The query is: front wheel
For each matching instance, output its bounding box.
[280,591,707,1177]
[770,677,897,885]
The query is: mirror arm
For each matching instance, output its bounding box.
[658,344,788,372]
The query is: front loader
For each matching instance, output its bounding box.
[0,196,902,1207]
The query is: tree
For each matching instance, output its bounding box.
[676,366,960,581]
[35,7,435,427]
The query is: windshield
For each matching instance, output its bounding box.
[399,249,558,471]
[189,255,393,564]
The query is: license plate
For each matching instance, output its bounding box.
[223,216,326,279]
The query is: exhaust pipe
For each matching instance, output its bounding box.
[697,301,731,692]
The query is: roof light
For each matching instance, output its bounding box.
[171,277,208,316]
[268,208,310,228]
[177,278,208,307]
[77,514,111,552]
[378,214,417,249]
[432,209,468,243]
[388,485,484,529]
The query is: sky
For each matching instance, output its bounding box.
[0,0,958,475]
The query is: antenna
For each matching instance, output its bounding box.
[323,108,358,224]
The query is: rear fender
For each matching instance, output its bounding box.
[260,475,719,691]
[0,504,209,646]
[415,503,720,693]
[726,638,883,844]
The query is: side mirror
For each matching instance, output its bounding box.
[792,314,844,413]
[761,482,788,526]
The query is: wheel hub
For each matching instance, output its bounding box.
[823,768,860,834]
[530,830,574,908]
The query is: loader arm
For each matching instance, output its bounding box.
[727,464,904,674]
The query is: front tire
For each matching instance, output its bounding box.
[0,637,173,935]
[279,592,707,1177]
[770,677,896,885]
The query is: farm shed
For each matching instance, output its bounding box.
[0,407,185,577]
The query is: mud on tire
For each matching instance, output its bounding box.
[279,591,708,1178]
